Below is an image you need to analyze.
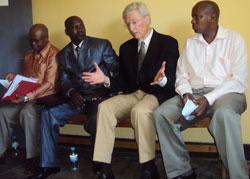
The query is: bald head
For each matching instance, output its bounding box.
[193,1,220,22]
[29,24,49,52]
[29,24,48,39]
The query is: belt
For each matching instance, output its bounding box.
[91,87,111,99]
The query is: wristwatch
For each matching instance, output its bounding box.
[24,96,29,103]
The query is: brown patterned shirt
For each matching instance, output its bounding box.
[21,42,59,100]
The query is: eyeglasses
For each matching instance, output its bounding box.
[123,19,143,29]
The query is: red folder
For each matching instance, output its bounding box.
[2,80,40,101]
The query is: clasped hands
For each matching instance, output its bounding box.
[183,93,209,117]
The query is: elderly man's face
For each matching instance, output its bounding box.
[124,10,151,40]
[29,30,48,53]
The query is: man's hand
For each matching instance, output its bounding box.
[182,93,196,105]
[5,73,16,82]
[150,61,166,85]
[193,96,209,117]
[82,62,109,85]
[69,89,86,108]
[12,95,25,104]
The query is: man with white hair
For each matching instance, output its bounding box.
[82,2,179,179]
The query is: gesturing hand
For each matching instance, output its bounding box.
[150,61,166,85]
[82,62,109,85]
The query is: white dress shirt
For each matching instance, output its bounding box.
[72,40,83,58]
[138,28,153,53]
[175,25,248,105]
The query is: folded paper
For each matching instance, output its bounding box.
[182,99,198,120]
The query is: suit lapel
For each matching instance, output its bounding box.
[128,39,139,74]
[77,37,88,67]
[142,30,158,67]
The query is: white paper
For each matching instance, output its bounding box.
[182,99,198,120]
[3,74,38,98]
[0,0,8,6]
[0,79,11,88]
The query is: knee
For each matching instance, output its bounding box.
[211,107,238,127]
[153,107,163,121]
[98,100,110,113]
[131,105,145,120]
[153,106,169,126]
[19,108,32,121]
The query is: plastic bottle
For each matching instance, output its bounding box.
[69,147,79,173]
[11,136,19,157]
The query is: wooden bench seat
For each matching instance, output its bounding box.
[59,114,217,153]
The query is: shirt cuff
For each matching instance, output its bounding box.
[103,77,110,88]
[157,76,167,87]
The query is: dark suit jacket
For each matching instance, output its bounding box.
[57,36,118,100]
[110,30,179,104]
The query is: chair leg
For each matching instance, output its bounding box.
[221,162,227,179]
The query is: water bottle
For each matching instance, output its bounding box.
[11,136,19,157]
[69,147,79,173]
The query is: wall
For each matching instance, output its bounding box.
[32,0,250,144]
[0,0,32,86]
[0,0,32,147]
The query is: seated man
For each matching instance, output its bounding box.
[82,2,179,179]
[27,16,118,179]
[0,24,59,173]
[153,1,249,179]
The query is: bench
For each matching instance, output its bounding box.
[59,114,217,152]
[58,114,226,178]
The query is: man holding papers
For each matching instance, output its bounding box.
[0,24,59,174]
[153,1,248,179]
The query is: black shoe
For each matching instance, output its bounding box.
[93,161,102,175]
[97,163,115,179]
[140,160,160,179]
[172,171,196,179]
[24,157,40,174]
[97,171,115,179]
[140,166,160,179]
[26,167,60,179]
[0,154,6,165]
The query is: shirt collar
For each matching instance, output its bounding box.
[36,42,51,59]
[192,25,228,44]
[72,40,84,49]
[138,28,153,49]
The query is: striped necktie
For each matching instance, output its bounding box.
[138,41,146,71]
[75,46,80,58]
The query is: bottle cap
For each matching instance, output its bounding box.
[70,147,75,151]
[12,136,16,139]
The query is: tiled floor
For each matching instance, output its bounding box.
[0,145,223,179]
